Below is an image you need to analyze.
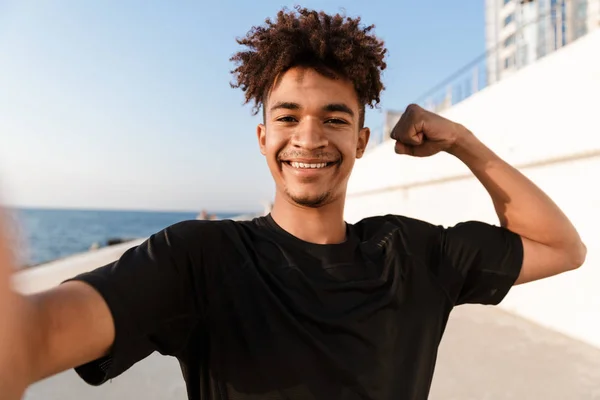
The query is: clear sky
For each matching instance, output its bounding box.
[0,1,485,212]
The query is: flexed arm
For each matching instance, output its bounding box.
[391,104,587,285]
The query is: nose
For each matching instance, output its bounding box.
[291,118,328,150]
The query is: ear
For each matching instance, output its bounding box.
[356,127,370,159]
[257,123,267,156]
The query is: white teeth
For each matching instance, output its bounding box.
[290,162,329,169]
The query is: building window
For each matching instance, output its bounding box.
[575,26,587,39]
[504,34,516,47]
[577,1,587,18]
[504,54,515,70]
[518,44,528,66]
[504,0,512,5]
[504,13,514,26]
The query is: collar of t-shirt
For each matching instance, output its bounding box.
[261,214,370,281]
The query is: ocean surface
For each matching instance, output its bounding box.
[8,208,244,268]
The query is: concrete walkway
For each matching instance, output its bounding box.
[429,305,600,400]
[24,304,600,400]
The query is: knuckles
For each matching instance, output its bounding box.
[404,103,422,117]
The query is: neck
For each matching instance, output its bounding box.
[270,192,347,244]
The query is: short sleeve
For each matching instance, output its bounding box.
[439,221,524,306]
[64,221,202,385]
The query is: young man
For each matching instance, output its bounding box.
[0,7,586,400]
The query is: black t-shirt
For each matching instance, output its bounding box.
[67,214,523,400]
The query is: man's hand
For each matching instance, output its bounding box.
[390,104,467,157]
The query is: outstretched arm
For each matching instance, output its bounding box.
[0,212,115,400]
[392,104,587,285]
[0,211,29,399]
[1,207,201,399]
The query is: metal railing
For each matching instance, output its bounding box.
[367,0,599,149]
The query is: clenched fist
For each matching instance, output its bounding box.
[390,104,470,157]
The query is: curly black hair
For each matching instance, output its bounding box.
[230,6,387,127]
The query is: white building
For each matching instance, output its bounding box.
[347,29,600,350]
[485,0,598,85]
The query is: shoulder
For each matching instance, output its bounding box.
[158,219,251,249]
[353,214,441,239]
[353,215,499,239]
[164,219,236,236]
[352,214,443,257]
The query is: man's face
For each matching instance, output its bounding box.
[257,67,370,208]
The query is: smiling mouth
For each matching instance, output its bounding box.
[281,161,339,169]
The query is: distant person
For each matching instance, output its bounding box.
[200,210,208,219]
[198,210,218,221]
[0,7,587,400]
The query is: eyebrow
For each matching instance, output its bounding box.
[270,101,301,113]
[269,101,355,117]
[322,103,354,117]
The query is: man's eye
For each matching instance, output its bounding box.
[326,118,347,124]
[277,116,297,123]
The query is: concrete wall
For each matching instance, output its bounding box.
[346,30,600,348]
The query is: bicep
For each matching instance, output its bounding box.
[515,236,574,285]
[29,281,115,382]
